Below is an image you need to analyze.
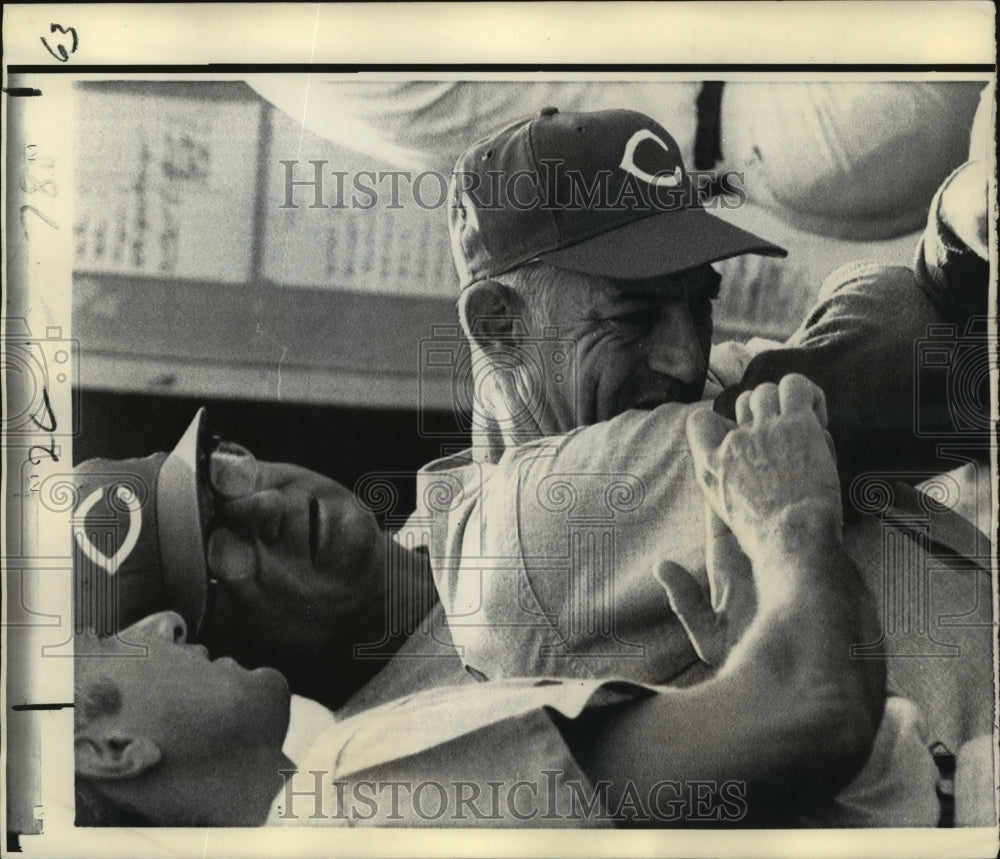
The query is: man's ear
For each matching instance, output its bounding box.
[458,279,528,351]
[75,733,162,781]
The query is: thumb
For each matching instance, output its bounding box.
[206,527,256,584]
[713,384,743,421]
[655,561,706,620]
[685,407,733,516]
[655,561,726,666]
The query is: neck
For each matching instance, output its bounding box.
[103,747,294,826]
[470,403,550,464]
[470,409,508,463]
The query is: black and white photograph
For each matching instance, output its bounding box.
[3,4,997,856]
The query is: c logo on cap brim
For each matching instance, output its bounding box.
[74,485,142,575]
[619,130,683,188]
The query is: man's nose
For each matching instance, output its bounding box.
[136,611,187,643]
[643,302,707,385]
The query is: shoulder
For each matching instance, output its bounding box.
[500,402,706,479]
[818,260,917,305]
[786,261,928,346]
[413,448,484,513]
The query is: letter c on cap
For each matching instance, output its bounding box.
[73,485,142,575]
[619,130,683,188]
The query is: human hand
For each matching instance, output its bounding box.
[655,505,756,667]
[686,374,841,567]
[202,444,389,667]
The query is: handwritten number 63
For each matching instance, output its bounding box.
[40,23,78,62]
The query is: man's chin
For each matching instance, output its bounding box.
[629,385,705,411]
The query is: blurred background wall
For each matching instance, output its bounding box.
[72,78,989,511]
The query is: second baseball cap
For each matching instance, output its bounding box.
[73,408,213,637]
[449,107,786,288]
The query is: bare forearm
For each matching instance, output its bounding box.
[569,672,873,826]
[730,503,885,730]
[569,507,883,824]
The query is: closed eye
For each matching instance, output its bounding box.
[603,301,662,329]
[610,309,653,327]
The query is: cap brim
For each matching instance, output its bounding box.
[156,408,210,636]
[538,207,787,279]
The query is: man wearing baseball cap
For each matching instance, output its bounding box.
[409,110,993,701]
[411,107,791,684]
[449,107,785,451]
[73,407,447,709]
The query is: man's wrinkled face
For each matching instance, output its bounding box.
[522,264,718,432]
